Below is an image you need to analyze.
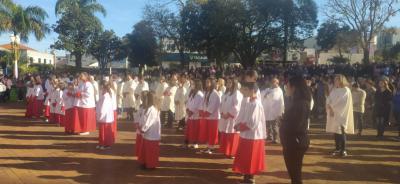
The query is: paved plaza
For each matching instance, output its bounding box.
[0,102,399,184]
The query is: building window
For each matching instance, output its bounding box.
[38,58,41,63]
[49,60,52,64]
[44,59,47,64]
[29,57,33,64]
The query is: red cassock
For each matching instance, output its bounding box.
[32,99,43,118]
[197,112,208,144]
[219,132,240,157]
[112,111,117,140]
[206,119,219,145]
[44,105,50,118]
[64,108,75,133]
[136,133,143,163]
[185,119,199,143]
[70,107,82,133]
[50,113,63,126]
[99,123,115,146]
[141,139,160,169]
[25,98,34,118]
[77,107,96,132]
[233,138,265,175]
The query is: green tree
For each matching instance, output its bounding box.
[0,0,50,41]
[326,0,400,64]
[125,21,158,67]
[89,30,124,75]
[181,0,239,67]
[52,0,106,69]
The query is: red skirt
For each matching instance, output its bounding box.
[25,100,34,118]
[77,107,96,132]
[112,111,117,139]
[197,118,207,144]
[32,99,43,118]
[219,132,240,157]
[185,119,199,143]
[50,113,63,126]
[43,105,50,118]
[141,139,160,169]
[206,119,219,145]
[233,138,265,175]
[99,123,115,146]
[136,133,143,163]
[70,107,82,133]
[64,108,74,133]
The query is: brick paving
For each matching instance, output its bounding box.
[0,102,399,184]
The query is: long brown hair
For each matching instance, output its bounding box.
[189,79,203,99]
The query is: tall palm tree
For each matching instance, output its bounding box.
[0,0,50,41]
[55,0,106,20]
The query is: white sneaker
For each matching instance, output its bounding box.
[96,145,102,149]
[205,149,213,154]
[100,146,110,150]
[79,132,90,135]
[193,144,199,149]
[44,119,49,123]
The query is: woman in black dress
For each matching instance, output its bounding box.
[280,76,312,184]
[374,78,392,137]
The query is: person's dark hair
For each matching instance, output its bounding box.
[245,70,258,80]
[226,77,239,96]
[288,75,312,102]
[241,82,258,92]
[189,79,203,98]
[352,82,360,88]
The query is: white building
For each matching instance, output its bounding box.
[58,53,129,69]
[0,43,55,65]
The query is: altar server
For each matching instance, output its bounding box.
[202,78,221,154]
[75,72,96,135]
[96,81,115,150]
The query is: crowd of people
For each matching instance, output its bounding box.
[2,62,400,184]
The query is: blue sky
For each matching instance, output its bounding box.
[1,0,400,55]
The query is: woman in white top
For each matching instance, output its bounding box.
[138,91,161,169]
[96,81,115,150]
[184,79,204,149]
[219,78,242,158]
[32,75,44,118]
[75,72,96,135]
[203,78,221,154]
[326,74,354,157]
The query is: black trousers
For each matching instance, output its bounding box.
[354,112,364,133]
[376,115,389,136]
[161,110,174,128]
[283,147,308,184]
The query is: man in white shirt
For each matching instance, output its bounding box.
[262,78,284,144]
[160,78,177,128]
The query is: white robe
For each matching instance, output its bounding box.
[33,85,44,100]
[261,87,284,121]
[204,90,221,120]
[161,86,177,112]
[174,86,187,120]
[116,81,124,109]
[155,82,168,109]
[141,106,161,141]
[236,98,266,140]
[122,79,137,109]
[63,89,74,110]
[134,81,149,109]
[96,92,115,123]
[219,90,243,133]
[76,81,96,108]
[50,88,64,115]
[326,87,354,134]
[186,91,204,120]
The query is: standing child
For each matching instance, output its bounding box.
[185,79,204,149]
[233,82,266,184]
[63,82,75,134]
[32,75,44,119]
[96,81,115,150]
[50,82,65,126]
[138,92,161,169]
[25,81,34,118]
[219,78,242,158]
[43,79,56,122]
[203,78,221,154]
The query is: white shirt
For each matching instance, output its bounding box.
[141,106,161,141]
[33,85,44,100]
[96,92,115,123]
[204,89,221,120]
[326,87,354,134]
[186,91,204,120]
[63,89,74,110]
[236,97,266,140]
[174,86,187,120]
[26,87,34,98]
[161,85,177,112]
[219,90,243,133]
[122,79,137,108]
[261,87,284,121]
[76,81,96,108]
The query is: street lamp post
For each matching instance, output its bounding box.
[10,34,20,80]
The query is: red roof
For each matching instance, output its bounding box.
[0,43,37,51]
